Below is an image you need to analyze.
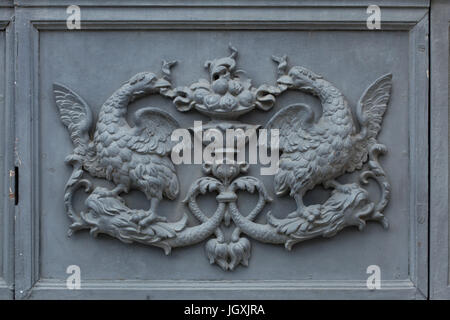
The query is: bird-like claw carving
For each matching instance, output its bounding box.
[96,184,126,199]
[287,205,321,221]
[97,190,119,199]
[130,210,167,231]
[55,48,393,272]
[287,211,301,219]
[129,211,146,224]
[140,212,167,226]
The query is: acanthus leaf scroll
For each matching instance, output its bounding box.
[54,46,392,271]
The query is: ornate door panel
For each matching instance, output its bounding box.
[12,0,429,299]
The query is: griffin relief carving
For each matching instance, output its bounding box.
[54,45,392,271]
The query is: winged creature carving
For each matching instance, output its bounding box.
[267,62,392,220]
[54,71,179,227]
[53,48,394,271]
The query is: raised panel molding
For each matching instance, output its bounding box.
[430,0,450,300]
[12,0,429,299]
[0,1,15,300]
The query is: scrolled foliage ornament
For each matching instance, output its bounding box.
[54,46,392,271]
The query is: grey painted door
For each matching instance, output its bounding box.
[3,0,437,299]
[430,0,450,300]
[0,2,13,300]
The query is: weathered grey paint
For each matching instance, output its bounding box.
[0,0,435,299]
[0,0,14,300]
[430,0,450,300]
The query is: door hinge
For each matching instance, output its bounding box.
[9,167,18,205]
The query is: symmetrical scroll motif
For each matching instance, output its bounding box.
[54,45,392,271]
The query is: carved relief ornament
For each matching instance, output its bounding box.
[54,45,392,270]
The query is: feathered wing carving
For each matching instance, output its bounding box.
[244,66,393,250]
[127,107,180,201]
[348,74,392,172]
[266,71,392,201]
[266,103,315,153]
[53,83,93,156]
[266,103,319,197]
[52,48,395,271]
[54,71,233,259]
[128,107,179,156]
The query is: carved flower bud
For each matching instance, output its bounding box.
[228,237,251,270]
[238,90,254,107]
[205,238,229,271]
[193,88,209,104]
[228,79,243,96]
[220,93,238,110]
[211,78,228,95]
[212,162,240,182]
[204,94,221,110]
[313,208,321,217]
